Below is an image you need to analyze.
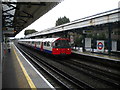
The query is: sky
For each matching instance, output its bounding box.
[15,0,120,38]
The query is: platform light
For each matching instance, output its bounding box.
[14,30,16,33]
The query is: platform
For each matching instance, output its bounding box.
[2,43,54,89]
[72,49,120,62]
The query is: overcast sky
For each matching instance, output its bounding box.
[15,0,120,38]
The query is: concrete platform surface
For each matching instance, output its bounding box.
[2,43,54,89]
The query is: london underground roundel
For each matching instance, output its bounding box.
[98,42,103,50]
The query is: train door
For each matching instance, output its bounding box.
[41,42,43,51]
[34,42,36,49]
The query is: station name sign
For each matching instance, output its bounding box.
[3,28,15,34]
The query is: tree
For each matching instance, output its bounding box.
[24,29,37,35]
[55,16,70,26]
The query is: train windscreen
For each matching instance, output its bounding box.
[53,39,71,48]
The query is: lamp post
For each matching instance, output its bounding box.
[0,1,2,89]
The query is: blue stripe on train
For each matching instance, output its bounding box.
[43,49,52,54]
[29,46,52,54]
[35,47,52,54]
[36,47,40,50]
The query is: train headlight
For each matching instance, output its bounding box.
[56,48,59,50]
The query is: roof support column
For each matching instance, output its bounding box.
[108,23,112,56]
[0,1,2,89]
[83,33,87,52]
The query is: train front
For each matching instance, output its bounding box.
[52,38,71,55]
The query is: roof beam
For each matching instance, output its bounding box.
[2,2,46,6]
[22,11,33,18]
[3,7,15,13]
[3,14,33,18]
[4,25,23,28]
[19,19,27,23]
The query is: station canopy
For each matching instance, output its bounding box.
[2,0,61,37]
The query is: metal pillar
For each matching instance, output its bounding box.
[83,34,86,52]
[0,1,2,89]
[108,23,112,55]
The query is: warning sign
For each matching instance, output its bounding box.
[97,40,104,52]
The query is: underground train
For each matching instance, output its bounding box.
[18,37,71,55]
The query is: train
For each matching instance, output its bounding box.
[18,37,71,55]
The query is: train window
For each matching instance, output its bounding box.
[36,42,39,45]
[44,42,47,46]
[55,42,60,46]
[47,42,50,46]
[39,42,41,45]
[62,40,70,47]
[38,42,40,45]
[32,42,34,44]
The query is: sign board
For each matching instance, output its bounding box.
[3,30,14,34]
[85,38,91,48]
[112,41,117,51]
[8,28,14,31]
[83,30,92,34]
[97,40,104,52]
[70,35,74,44]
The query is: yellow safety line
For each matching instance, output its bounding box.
[13,47,36,90]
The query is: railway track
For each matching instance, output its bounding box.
[70,59,120,81]
[72,53,120,70]
[53,58,120,88]
[16,43,120,89]
[16,44,94,89]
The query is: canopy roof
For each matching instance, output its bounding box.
[2,1,61,37]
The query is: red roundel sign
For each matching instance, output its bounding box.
[98,42,103,50]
